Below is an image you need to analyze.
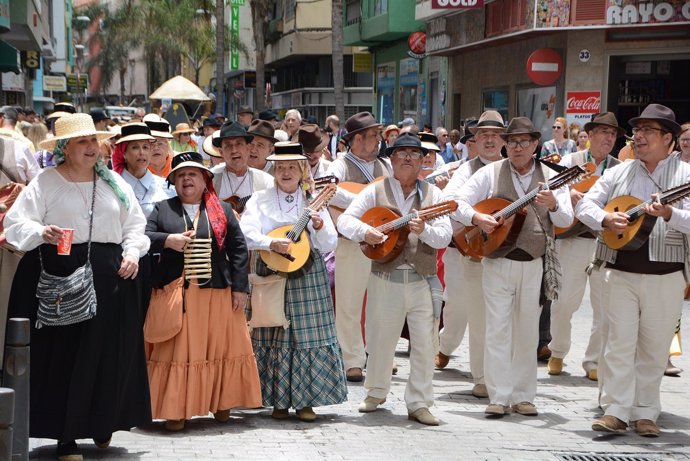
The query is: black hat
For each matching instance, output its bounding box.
[213,121,253,147]
[258,109,278,121]
[629,103,681,136]
[500,117,542,141]
[460,119,478,144]
[418,132,441,152]
[238,105,254,115]
[167,151,213,183]
[583,112,626,137]
[203,117,222,128]
[89,108,110,123]
[115,122,156,144]
[344,112,382,141]
[385,132,428,157]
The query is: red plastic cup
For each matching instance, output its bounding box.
[56,228,74,255]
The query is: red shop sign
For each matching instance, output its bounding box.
[566,92,601,114]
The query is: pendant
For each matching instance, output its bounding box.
[285,194,294,203]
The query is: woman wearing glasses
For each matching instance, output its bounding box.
[542,117,577,158]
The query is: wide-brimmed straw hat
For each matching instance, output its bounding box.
[629,103,682,136]
[46,102,77,120]
[116,122,156,144]
[166,151,213,183]
[172,122,196,136]
[343,112,382,141]
[39,113,114,150]
[385,132,428,157]
[143,113,173,139]
[470,110,506,134]
[202,130,222,158]
[500,117,542,141]
[266,142,308,161]
[298,124,328,153]
[418,132,441,152]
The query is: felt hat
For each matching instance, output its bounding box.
[167,151,213,182]
[500,117,542,141]
[629,103,681,136]
[385,132,428,157]
[470,111,506,134]
[298,124,328,153]
[213,121,254,147]
[247,119,278,143]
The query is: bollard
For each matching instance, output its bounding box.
[0,387,14,460]
[4,318,29,461]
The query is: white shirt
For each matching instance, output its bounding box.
[337,176,452,249]
[211,164,274,201]
[121,169,176,217]
[311,158,332,179]
[442,157,494,233]
[0,137,40,183]
[453,159,574,228]
[240,185,337,253]
[5,168,150,258]
[576,156,690,233]
[454,142,469,162]
[326,154,392,209]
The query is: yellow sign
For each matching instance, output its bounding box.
[353,53,373,73]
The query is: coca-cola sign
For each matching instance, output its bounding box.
[432,0,484,9]
[566,92,601,114]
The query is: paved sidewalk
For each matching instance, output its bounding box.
[29,292,690,460]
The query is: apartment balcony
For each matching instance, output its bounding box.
[344,0,424,47]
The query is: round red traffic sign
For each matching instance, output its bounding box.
[526,48,563,86]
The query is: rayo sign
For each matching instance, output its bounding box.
[607,1,690,25]
[566,91,601,114]
[432,0,484,9]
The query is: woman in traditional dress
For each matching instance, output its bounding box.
[240,142,347,422]
[4,113,151,461]
[144,114,175,177]
[145,151,262,431]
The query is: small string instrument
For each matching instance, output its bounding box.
[602,181,690,251]
[259,183,337,273]
[422,164,460,184]
[329,175,385,224]
[553,162,599,238]
[359,200,458,261]
[453,164,587,259]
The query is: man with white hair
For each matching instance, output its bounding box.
[284,109,302,140]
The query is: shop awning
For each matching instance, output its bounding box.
[0,40,20,74]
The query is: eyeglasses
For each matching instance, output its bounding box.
[392,151,424,160]
[680,138,690,144]
[632,126,666,136]
[506,140,533,149]
[552,125,563,130]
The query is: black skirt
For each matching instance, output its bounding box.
[6,242,152,441]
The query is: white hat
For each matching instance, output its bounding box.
[39,113,114,150]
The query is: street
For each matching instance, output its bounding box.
[29,289,690,460]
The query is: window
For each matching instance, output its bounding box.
[374,0,388,16]
[482,88,509,122]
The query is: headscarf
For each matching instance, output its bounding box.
[54,138,130,210]
[111,140,128,174]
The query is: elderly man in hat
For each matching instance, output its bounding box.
[577,104,690,437]
[454,116,573,417]
[326,111,391,382]
[338,132,452,425]
[299,124,331,179]
[247,119,278,175]
[211,121,273,213]
[546,112,624,381]
[437,111,506,400]
[237,105,254,128]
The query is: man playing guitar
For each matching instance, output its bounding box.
[337,132,451,426]
[454,117,573,417]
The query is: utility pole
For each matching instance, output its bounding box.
[215,0,225,116]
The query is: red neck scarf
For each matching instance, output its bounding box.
[203,177,227,252]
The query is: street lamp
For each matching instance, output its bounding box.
[73,15,90,112]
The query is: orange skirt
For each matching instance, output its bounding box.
[146,285,262,420]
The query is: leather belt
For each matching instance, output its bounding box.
[373,269,424,284]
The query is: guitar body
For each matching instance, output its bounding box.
[454,198,527,258]
[338,176,385,194]
[554,175,601,238]
[223,195,250,214]
[259,225,312,273]
[602,195,653,251]
[359,207,407,261]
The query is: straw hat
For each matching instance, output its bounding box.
[383,124,400,141]
[143,113,173,139]
[46,102,77,121]
[172,122,196,136]
[166,151,213,183]
[470,110,506,134]
[202,130,222,158]
[115,122,156,144]
[39,113,114,150]
[266,142,308,161]
[418,132,441,153]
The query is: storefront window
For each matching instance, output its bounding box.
[377,62,396,125]
[517,86,557,140]
[482,88,509,123]
[374,0,388,16]
[400,58,419,122]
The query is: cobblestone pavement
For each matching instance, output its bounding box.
[29,290,690,460]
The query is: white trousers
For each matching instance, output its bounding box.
[334,238,370,370]
[440,247,485,383]
[600,268,683,422]
[549,237,605,372]
[364,273,435,412]
[482,257,542,406]
[0,248,21,363]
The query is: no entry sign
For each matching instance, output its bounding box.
[526,48,563,86]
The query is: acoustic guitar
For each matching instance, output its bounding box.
[259,183,337,273]
[552,162,599,238]
[328,175,386,225]
[422,164,460,184]
[602,181,690,251]
[453,164,587,259]
[358,200,458,262]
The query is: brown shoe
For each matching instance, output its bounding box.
[537,345,552,362]
[297,407,317,422]
[346,367,364,382]
[586,369,598,381]
[164,419,185,431]
[271,408,290,420]
[435,352,450,369]
[547,357,563,375]
[512,402,538,416]
[213,409,231,422]
[632,419,660,437]
[592,415,627,433]
[471,383,488,398]
[485,403,512,416]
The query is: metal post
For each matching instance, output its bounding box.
[4,318,30,461]
[0,387,14,460]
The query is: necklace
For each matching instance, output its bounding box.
[63,167,93,215]
[276,189,299,214]
[224,170,250,196]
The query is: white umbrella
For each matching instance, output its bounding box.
[149,75,210,101]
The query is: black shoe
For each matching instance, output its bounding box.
[56,440,83,461]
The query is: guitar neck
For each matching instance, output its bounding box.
[424,171,449,184]
[626,182,690,221]
[376,204,454,234]
[285,185,337,241]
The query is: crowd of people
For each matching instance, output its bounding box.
[0,99,689,460]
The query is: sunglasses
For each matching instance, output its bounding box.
[552,126,563,130]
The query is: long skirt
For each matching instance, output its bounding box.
[6,243,152,441]
[251,251,348,410]
[146,284,262,420]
